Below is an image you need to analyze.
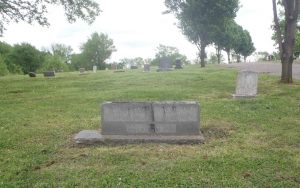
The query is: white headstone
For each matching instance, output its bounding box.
[233,70,258,98]
[93,66,97,73]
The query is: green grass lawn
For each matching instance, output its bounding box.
[0,65,299,187]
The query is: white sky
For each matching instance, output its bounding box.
[0,0,275,62]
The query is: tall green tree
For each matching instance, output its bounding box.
[0,0,100,36]
[50,44,73,63]
[233,28,255,62]
[272,0,300,83]
[7,43,43,74]
[80,32,116,70]
[165,0,239,67]
[214,20,239,64]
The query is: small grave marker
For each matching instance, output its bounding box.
[233,70,258,98]
[43,71,55,77]
[28,72,36,77]
[157,57,173,72]
[144,64,150,72]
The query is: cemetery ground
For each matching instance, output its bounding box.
[0,65,300,187]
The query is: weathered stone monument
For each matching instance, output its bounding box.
[144,64,150,72]
[175,59,183,69]
[79,68,85,75]
[93,66,97,73]
[157,57,173,72]
[74,101,204,144]
[131,65,138,69]
[111,64,117,71]
[233,70,258,99]
[28,72,36,77]
[43,71,55,77]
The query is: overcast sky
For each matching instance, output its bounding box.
[1,0,275,62]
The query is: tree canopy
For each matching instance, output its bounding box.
[79,32,116,70]
[0,0,100,35]
[165,0,240,67]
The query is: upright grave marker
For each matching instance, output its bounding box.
[175,59,183,69]
[233,70,258,98]
[93,66,97,73]
[144,64,150,72]
[74,101,204,144]
[43,71,55,77]
[79,68,86,75]
[157,57,173,72]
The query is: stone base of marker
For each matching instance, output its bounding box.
[74,130,204,145]
[232,94,257,99]
[74,101,204,145]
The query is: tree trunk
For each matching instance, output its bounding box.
[200,41,206,67]
[273,0,299,83]
[216,45,221,64]
[226,49,231,64]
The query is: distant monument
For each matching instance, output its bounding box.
[79,68,85,75]
[233,70,258,99]
[144,64,150,72]
[111,64,117,71]
[157,57,173,72]
[93,66,97,73]
[28,72,36,77]
[130,65,138,69]
[43,71,55,77]
[175,59,183,69]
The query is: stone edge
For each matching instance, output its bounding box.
[74,130,205,145]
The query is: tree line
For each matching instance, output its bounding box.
[164,0,255,67]
[0,32,116,76]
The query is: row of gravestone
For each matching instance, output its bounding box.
[109,58,183,72]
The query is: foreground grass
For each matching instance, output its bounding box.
[0,65,299,187]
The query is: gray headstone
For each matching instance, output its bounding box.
[79,68,85,74]
[101,102,200,136]
[111,64,117,70]
[144,64,150,72]
[157,57,173,72]
[233,70,258,98]
[74,102,204,144]
[93,66,97,73]
[175,59,183,69]
[131,65,138,69]
[43,71,55,77]
[28,72,36,77]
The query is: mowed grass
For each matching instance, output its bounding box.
[0,65,299,187]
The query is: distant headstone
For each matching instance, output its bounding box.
[93,66,97,73]
[43,71,55,77]
[131,65,138,69]
[74,102,204,144]
[175,59,183,69]
[111,64,117,71]
[28,72,36,77]
[143,64,150,72]
[233,70,258,99]
[157,57,173,72]
[79,68,85,74]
